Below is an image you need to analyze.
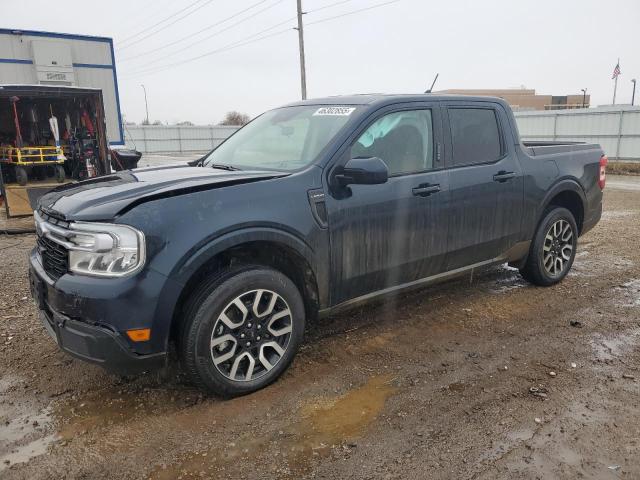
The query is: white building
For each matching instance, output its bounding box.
[0,28,123,145]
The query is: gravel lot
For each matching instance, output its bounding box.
[1,179,639,479]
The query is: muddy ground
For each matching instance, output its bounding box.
[1,180,639,480]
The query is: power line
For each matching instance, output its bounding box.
[120,0,355,64]
[120,0,401,79]
[120,0,360,65]
[117,0,210,45]
[306,0,401,26]
[121,22,294,78]
[308,0,357,14]
[119,0,272,62]
[117,0,218,50]
[116,0,175,32]
[123,0,289,71]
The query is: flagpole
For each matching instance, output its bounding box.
[613,57,619,105]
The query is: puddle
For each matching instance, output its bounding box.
[0,375,57,471]
[601,210,639,219]
[149,375,396,479]
[479,427,535,462]
[488,264,528,294]
[0,434,57,471]
[591,328,640,362]
[615,279,640,307]
[361,331,397,352]
[301,375,395,440]
[53,380,204,441]
[570,254,633,279]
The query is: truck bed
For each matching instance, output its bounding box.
[522,141,602,157]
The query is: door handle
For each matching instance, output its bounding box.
[412,183,441,197]
[493,171,516,182]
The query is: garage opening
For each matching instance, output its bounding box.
[0,85,110,216]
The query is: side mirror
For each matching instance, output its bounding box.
[334,157,389,186]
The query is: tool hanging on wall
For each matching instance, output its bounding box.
[64,113,72,139]
[81,104,95,137]
[48,104,66,161]
[28,105,41,145]
[9,96,23,148]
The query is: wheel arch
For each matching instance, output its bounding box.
[511,179,586,270]
[539,179,586,234]
[168,229,321,345]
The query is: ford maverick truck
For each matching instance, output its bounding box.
[29,95,607,396]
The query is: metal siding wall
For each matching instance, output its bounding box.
[1,31,122,144]
[515,107,640,160]
[67,40,112,65]
[124,125,239,153]
[0,34,32,59]
[122,109,640,159]
[621,111,640,134]
[73,68,120,144]
[0,63,36,83]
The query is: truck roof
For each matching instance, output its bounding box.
[285,93,509,108]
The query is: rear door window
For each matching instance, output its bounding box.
[448,108,502,166]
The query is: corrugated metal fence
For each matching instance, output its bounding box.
[514,105,640,161]
[124,125,239,153]
[124,106,640,161]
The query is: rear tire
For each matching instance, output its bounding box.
[520,207,578,286]
[179,266,305,397]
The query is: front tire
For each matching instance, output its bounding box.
[179,266,305,397]
[520,207,578,286]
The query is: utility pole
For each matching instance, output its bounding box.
[141,84,149,124]
[632,79,637,106]
[295,0,307,100]
[581,88,587,108]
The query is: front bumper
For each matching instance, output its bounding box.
[29,251,168,375]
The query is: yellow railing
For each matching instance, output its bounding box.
[0,146,65,165]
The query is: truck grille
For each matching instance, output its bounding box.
[37,231,69,281]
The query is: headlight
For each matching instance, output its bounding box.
[66,222,145,277]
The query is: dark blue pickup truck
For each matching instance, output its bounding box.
[29,95,607,396]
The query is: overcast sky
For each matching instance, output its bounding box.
[7,0,640,124]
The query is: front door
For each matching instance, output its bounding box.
[325,105,450,305]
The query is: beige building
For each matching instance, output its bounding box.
[437,88,590,111]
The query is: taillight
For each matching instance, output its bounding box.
[598,155,608,190]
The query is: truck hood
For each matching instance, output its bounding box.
[38,164,287,221]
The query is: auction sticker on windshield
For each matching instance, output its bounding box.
[313,107,356,116]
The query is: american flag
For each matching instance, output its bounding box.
[612,63,621,79]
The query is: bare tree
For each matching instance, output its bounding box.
[219,111,250,126]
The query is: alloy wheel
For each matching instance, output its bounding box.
[542,219,574,276]
[210,289,292,382]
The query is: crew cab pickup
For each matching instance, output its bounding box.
[29,95,607,396]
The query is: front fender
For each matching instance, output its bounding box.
[172,227,318,285]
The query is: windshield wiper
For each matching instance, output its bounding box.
[209,163,241,171]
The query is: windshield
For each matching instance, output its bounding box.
[202,105,357,171]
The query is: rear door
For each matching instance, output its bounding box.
[324,103,450,305]
[443,102,523,270]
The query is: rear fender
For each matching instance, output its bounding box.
[538,178,586,226]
